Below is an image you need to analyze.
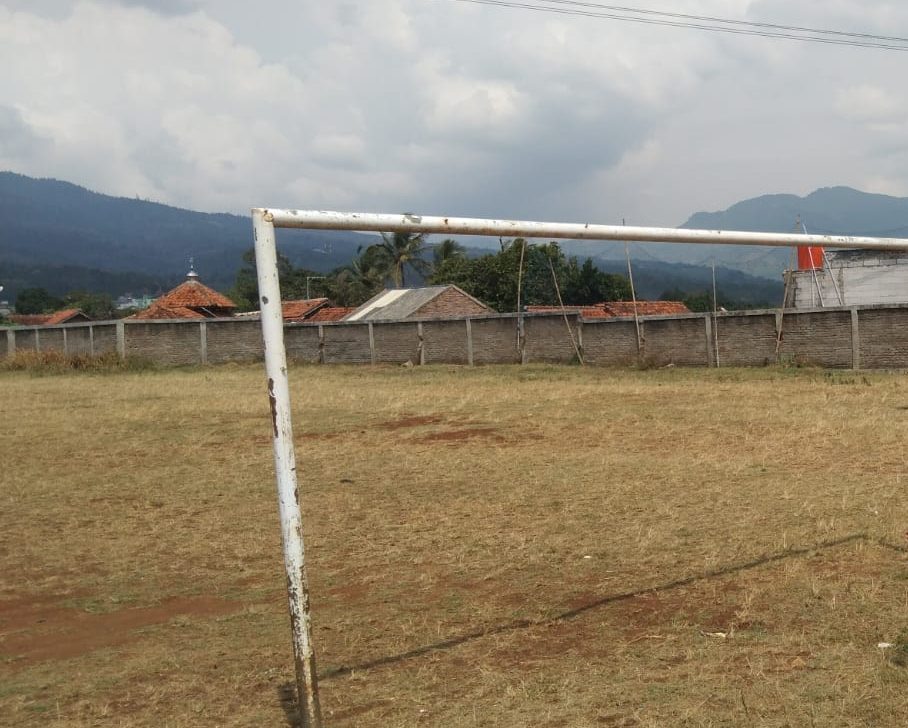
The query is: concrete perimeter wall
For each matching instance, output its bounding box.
[7,303,908,370]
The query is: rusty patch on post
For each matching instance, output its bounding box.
[267,377,279,437]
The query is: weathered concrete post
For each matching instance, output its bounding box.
[199,321,208,365]
[417,322,426,365]
[5,329,14,358]
[466,318,474,366]
[704,314,715,368]
[368,322,376,365]
[116,321,126,359]
[851,308,861,370]
[252,209,322,728]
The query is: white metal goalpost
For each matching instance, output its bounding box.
[251,207,908,727]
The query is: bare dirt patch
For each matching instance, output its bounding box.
[376,414,446,430]
[1,594,243,668]
[416,427,504,443]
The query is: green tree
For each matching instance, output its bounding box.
[229,248,320,311]
[660,287,732,312]
[63,291,114,319]
[562,258,632,304]
[324,246,387,306]
[433,238,466,267]
[376,230,431,287]
[431,240,630,312]
[15,287,62,314]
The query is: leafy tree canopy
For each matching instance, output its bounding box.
[228,248,324,311]
[431,240,631,312]
[63,291,114,319]
[15,287,63,314]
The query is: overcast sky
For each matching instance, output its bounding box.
[1,0,906,226]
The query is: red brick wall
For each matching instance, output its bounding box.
[413,288,489,319]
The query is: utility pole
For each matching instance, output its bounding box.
[306,276,326,300]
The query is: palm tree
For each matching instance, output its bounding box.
[433,238,466,267]
[377,228,431,287]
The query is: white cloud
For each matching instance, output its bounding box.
[1,0,907,228]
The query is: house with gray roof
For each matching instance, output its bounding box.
[345,285,490,322]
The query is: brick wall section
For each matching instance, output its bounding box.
[524,315,580,363]
[322,324,372,364]
[38,328,65,352]
[92,324,119,355]
[207,319,263,364]
[421,320,469,364]
[642,317,710,367]
[125,321,202,365]
[285,325,321,363]
[857,309,908,368]
[778,310,852,368]
[716,314,778,367]
[14,329,38,351]
[413,287,489,319]
[10,303,908,369]
[373,322,420,364]
[471,317,520,364]
[66,326,93,355]
[582,319,640,366]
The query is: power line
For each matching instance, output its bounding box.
[446,0,908,52]
[540,0,908,45]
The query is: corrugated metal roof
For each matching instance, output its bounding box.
[347,286,452,321]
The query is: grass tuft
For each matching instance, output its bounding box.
[0,350,156,374]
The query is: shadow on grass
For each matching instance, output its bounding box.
[277,683,300,727]
[319,532,876,681]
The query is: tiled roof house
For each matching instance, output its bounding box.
[131,268,235,320]
[8,308,91,326]
[280,299,356,323]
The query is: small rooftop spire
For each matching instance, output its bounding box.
[186,257,199,280]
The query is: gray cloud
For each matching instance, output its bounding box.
[0,105,45,160]
[1,0,906,226]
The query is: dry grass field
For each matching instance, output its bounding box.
[2,361,908,726]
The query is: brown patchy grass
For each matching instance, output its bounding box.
[2,363,908,726]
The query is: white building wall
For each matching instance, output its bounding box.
[790,250,908,308]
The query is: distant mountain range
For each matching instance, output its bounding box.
[3,171,907,306]
[0,171,376,298]
[566,186,908,280]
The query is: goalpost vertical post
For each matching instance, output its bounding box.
[252,209,322,728]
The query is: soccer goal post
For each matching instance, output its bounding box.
[251,207,908,728]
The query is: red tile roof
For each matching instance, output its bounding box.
[154,279,235,310]
[282,298,329,321]
[9,314,52,326]
[45,309,89,324]
[307,306,356,322]
[526,301,690,318]
[132,302,207,320]
[9,309,89,326]
[130,279,235,320]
